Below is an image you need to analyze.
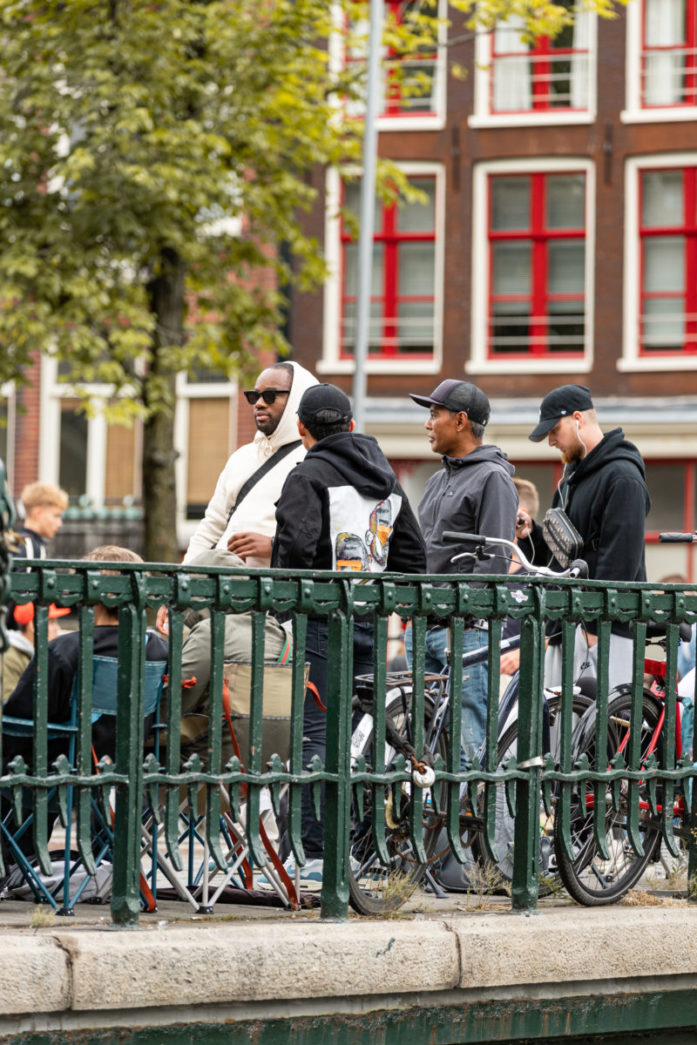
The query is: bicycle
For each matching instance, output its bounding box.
[347,531,590,915]
[551,536,696,906]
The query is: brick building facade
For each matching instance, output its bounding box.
[2,1,697,574]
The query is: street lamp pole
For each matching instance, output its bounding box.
[351,0,383,433]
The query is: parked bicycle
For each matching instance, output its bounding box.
[347,531,590,915]
[552,533,696,905]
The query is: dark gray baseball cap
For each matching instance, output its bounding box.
[528,384,594,442]
[409,380,490,427]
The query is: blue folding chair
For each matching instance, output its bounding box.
[1,643,167,913]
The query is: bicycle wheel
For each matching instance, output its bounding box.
[348,690,445,915]
[554,687,664,906]
[472,691,593,894]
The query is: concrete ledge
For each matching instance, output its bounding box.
[64,920,460,1011]
[454,906,697,988]
[2,906,697,1026]
[0,935,70,1015]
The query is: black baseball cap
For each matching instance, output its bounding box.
[409,380,490,427]
[298,383,353,425]
[528,384,594,442]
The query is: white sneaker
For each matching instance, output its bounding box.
[283,856,324,892]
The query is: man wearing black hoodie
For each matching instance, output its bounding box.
[409,380,518,767]
[529,384,650,689]
[272,383,426,887]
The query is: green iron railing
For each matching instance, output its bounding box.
[0,504,695,924]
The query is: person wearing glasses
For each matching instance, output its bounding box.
[183,361,318,567]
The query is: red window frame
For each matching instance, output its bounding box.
[490,21,589,114]
[639,166,697,355]
[487,171,586,359]
[346,0,438,119]
[644,458,697,581]
[340,176,436,360]
[641,0,697,108]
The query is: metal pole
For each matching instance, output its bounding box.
[351,0,383,434]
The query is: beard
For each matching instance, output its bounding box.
[561,438,585,466]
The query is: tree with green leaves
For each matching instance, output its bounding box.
[0,0,619,562]
[0,0,371,561]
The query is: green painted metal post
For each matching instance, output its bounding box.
[321,608,350,920]
[511,614,542,911]
[111,602,146,927]
[0,458,14,657]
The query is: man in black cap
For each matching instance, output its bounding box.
[271,383,426,888]
[409,379,517,766]
[529,384,650,688]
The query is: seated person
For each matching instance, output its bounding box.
[174,548,291,772]
[3,545,168,770]
[1,602,70,701]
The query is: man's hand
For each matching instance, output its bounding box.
[515,508,533,541]
[226,532,273,562]
[500,648,521,675]
[155,604,169,637]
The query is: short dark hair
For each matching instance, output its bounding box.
[304,416,352,442]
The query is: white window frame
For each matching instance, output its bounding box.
[40,355,143,506]
[623,0,697,123]
[319,162,445,376]
[620,151,697,372]
[469,13,597,129]
[175,373,239,547]
[330,0,447,132]
[40,356,239,546]
[468,156,595,376]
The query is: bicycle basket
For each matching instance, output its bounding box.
[542,507,583,568]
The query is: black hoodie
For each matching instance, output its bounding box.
[272,432,426,574]
[553,427,650,584]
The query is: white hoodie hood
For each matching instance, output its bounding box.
[183,361,318,565]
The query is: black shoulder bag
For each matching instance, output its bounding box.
[218,439,303,537]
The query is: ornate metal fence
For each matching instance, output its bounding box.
[0,515,695,924]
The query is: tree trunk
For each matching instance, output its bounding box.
[142,248,184,564]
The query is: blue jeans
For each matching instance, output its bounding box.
[405,624,489,768]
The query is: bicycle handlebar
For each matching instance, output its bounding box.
[442,530,589,580]
[659,532,697,543]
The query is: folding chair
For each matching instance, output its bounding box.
[142,659,299,913]
[0,643,167,913]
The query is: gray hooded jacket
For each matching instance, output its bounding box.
[418,444,517,575]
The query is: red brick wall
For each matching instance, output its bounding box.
[12,352,42,497]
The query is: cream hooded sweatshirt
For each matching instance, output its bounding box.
[183,361,318,567]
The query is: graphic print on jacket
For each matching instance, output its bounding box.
[329,488,402,572]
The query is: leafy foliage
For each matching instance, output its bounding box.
[0,0,366,415]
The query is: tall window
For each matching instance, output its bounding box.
[491,8,590,113]
[487,171,587,357]
[340,175,437,359]
[639,166,697,355]
[344,0,444,124]
[642,0,697,107]
[472,4,594,125]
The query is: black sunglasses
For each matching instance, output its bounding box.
[243,388,291,406]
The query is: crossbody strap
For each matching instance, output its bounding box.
[223,439,302,531]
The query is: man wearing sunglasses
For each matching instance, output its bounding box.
[183,361,318,567]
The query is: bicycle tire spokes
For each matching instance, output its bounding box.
[554,687,664,905]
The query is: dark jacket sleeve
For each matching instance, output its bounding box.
[386,486,427,574]
[4,641,76,723]
[272,471,324,571]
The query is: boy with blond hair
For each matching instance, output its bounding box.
[15,482,69,560]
